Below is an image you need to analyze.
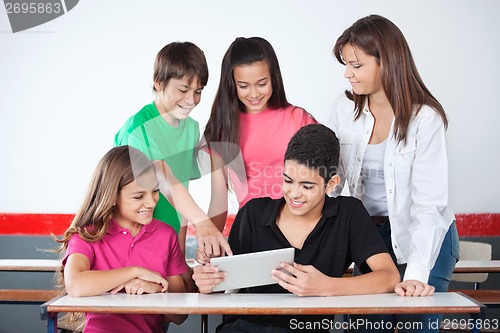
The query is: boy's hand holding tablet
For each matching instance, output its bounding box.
[193,248,294,293]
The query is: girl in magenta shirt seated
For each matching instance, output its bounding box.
[201,37,317,237]
[54,146,187,333]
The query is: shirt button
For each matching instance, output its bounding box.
[394,245,398,249]
[366,130,370,134]
[122,231,127,235]
[389,189,392,194]
[389,162,392,167]
[357,157,361,162]
[131,244,134,248]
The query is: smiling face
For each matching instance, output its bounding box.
[154,76,204,127]
[341,44,383,97]
[113,169,160,234]
[281,160,338,219]
[234,61,273,114]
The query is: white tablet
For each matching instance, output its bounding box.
[210,248,295,292]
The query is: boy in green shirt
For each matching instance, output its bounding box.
[115,42,230,267]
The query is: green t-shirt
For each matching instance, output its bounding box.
[114,102,201,233]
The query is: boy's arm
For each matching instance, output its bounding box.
[153,160,232,259]
[193,201,255,291]
[192,264,226,294]
[272,252,400,296]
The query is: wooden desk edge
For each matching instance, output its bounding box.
[46,296,482,316]
[453,291,487,309]
[0,289,61,303]
[45,304,481,316]
[40,293,67,320]
[0,266,61,272]
[452,267,500,273]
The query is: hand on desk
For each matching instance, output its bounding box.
[395,280,435,297]
[272,262,329,297]
[111,278,165,295]
[134,267,169,292]
[192,264,225,294]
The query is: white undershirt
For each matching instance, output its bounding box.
[361,140,389,216]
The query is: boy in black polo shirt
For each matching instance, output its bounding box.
[193,124,400,332]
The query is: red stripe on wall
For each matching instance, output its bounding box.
[455,213,500,237]
[0,213,74,235]
[0,213,499,237]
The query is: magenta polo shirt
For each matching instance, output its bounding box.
[63,219,187,333]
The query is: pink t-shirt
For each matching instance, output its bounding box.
[233,105,317,207]
[63,219,186,333]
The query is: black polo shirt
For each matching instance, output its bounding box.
[219,195,388,331]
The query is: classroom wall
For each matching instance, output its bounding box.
[1,0,500,218]
[1,1,500,332]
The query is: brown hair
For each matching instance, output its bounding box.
[153,41,208,91]
[333,15,448,143]
[52,146,154,283]
[49,146,154,329]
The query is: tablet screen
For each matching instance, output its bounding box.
[210,247,295,292]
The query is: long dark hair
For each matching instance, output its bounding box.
[333,15,448,144]
[203,37,290,166]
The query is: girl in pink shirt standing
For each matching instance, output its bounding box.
[54,146,187,333]
[202,37,317,236]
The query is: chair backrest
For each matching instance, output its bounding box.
[451,241,492,284]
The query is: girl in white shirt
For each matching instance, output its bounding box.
[328,14,459,333]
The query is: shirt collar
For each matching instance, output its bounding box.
[107,219,156,235]
[259,195,340,228]
[362,100,372,116]
[107,219,122,235]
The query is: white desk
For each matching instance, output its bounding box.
[43,292,481,333]
[345,260,500,274]
[453,260,500,273]
[0,259,61,272]
[0,259,62,304]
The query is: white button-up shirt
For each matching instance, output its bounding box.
[328,93,455,283]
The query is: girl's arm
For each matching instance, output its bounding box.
[163,275,188,324]
[207,154,229,232]
[64,253,168,297]
[178,224,188,256]
[110,279,163,295]
[153,160,232,258]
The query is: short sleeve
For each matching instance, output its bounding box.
[227,199,263,255]
[292,106,318,127]
[62,234,95,267]
[127,123,163,161]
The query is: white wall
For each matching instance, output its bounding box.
[1,0,499,215]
